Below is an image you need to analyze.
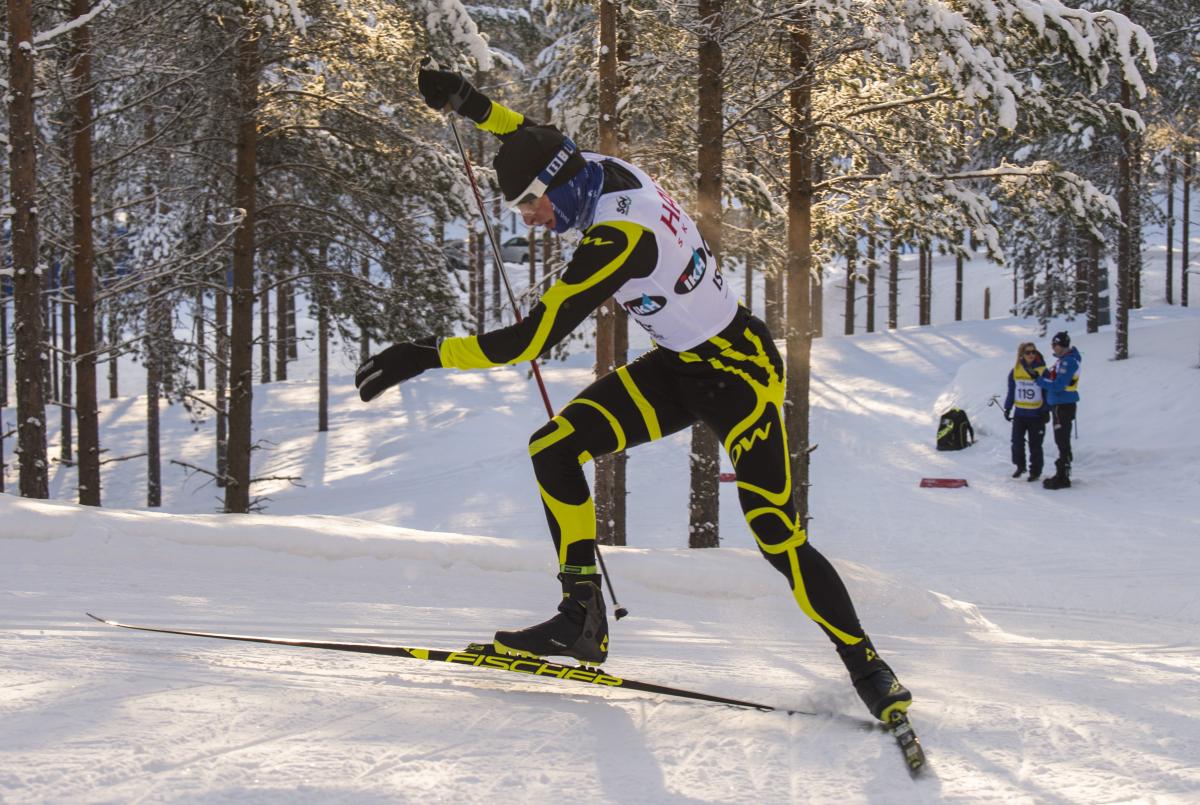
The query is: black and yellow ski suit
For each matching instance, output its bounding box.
[437,99,877,669]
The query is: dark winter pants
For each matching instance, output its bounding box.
[1050,403,1076,473]
[1010,416,1046,475]
[527,308,871,658]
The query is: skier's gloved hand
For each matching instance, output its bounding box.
[1003,408,1012,422]
[417,66,490,123]
[355,336,442,402]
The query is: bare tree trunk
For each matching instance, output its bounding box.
[285,277,297,362]
[1183,152,1191,308]
[360,256,371,365]
[224,6,261,513]
[595,0,628,547]
[1114,70,1133,360]
[195,287,207,390]
[954,252,963,322]
[7,0,49,498]
[1166,154,1175,305]
[60,269,73,464]
[786,12,814,523]
[215,263,228,487]
[1131,130,1143,310]
[259,255,271,382]
[984,287,991,320]
[107,305,118,398]
[146,278,165,508]
[888,237,898,329]
[865,232,876,333]
[318,243,330,433]
[69,0,100,503]
[688,0,723,549]
[843,242,855,335]
[1,292,8,409]
[274,252,289,381]
[765,264,783,333]
[1086,235,1101,333]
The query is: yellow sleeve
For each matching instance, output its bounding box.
[477,100,525,136]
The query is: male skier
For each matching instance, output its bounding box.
[355,67,912,722]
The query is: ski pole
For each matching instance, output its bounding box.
[433,67,628,619]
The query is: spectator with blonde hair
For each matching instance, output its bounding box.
[1003,341,1049,481]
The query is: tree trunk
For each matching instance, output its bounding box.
[1086,236,1101,333]
[1114,75,1133,360]
[7,0,49,498]
[1183,152,1191,308]
[318,243,329,433]
[360,256,371,365]
[865,232,876,333]
[954,252,963,322]
[107,305,118,398]
[1166,154,1175,305]
[60,268,73,465]
[1,292,8,409]
[786,12,814,524]
[215,264,229,487]
[595,0,629,547]
[146,278,165,508]
[688,0,723,549]
[259,256,271,382]
[887,237,898,329]
[843,242,855,335]
[195,287,207,390]
[68,0,100,503]
[275,252,289,381]
[224,6,261,513]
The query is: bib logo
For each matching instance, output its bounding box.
[624,293,667,316]
[675,248,707,294]
[616,195,631,215]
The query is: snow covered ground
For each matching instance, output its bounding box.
[3,248,1200,802]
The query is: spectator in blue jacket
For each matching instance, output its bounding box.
[1003,341,1049,481]
[1037,331,1081,489]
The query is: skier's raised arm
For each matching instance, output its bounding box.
[417,67,531,141]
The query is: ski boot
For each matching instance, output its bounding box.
[494,572,609,664]
[840,639,913,722]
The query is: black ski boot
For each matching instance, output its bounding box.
[1042,460,1071,489]
[839,639,913,722]
[1011,467,1025,479]
[494,573,609,664]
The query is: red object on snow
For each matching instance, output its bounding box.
[919,478,969,488]
[719,472,737,483]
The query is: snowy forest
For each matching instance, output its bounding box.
[0,0,1197,529]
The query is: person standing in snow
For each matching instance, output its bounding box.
[353,67,913,723]
[1038,331,1082,489]
[1002,342,1049,481]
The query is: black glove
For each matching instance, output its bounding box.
[355,336,442,402]
[1003,408,1012,422]
[417,66,490,123]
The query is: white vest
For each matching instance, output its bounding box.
[587,155,737,352]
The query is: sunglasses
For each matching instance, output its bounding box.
[1023,350,1037,355]
[506,138,579,210]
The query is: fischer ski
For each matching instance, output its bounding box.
[87,613,926,774]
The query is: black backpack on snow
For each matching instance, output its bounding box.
[936,408,975,451]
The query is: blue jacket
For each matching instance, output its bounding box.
[1037,347,1081,405]
[1004,360,1049,419]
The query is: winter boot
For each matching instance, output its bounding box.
[1027,469,1041,482]
[493,573,609,664]
[838,639,913,722]
[1011,467,1025,479]
[1042,460,1071,490]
